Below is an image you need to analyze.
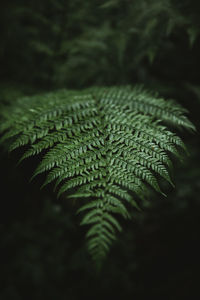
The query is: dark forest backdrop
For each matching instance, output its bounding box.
[0,0,200,299]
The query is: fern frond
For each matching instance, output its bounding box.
[0,86,195,266]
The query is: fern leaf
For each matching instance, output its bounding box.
[0,86,195,266]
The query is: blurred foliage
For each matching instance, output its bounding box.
[0,0,200,299]
[1,0,200,89]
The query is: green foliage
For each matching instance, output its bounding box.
[1,0,200,88]
[0,86,195,266]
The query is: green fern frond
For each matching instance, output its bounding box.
[0,86,195,267]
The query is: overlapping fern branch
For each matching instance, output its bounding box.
[0,86,195,265]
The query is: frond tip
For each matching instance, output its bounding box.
[0,86,195,266]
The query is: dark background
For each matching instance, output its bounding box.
[0,0,200,299]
